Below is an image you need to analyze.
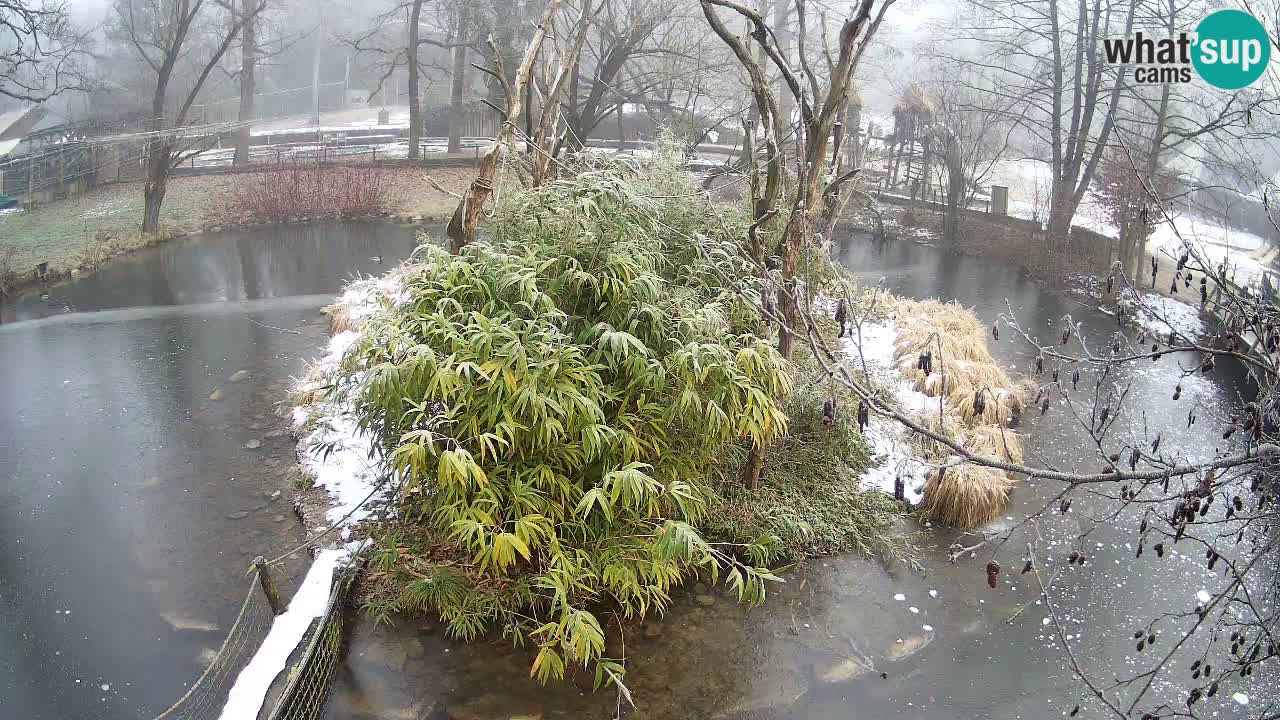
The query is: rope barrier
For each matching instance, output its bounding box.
[147,552,366,720]
[149,571,275,720]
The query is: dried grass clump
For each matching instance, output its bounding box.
[919,464,1014,527]
[290,382,328,408]
[891,298,1031,426]
[325,304,355,334]
[891,297,1030,528]
[964,425,1024,465]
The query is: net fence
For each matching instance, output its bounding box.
[267,560,361,720]
[148,556,362,720]
[152,573,277,720]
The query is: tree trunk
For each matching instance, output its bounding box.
[142,140,171,234]
[1118,215,1137,282]
[407,0,424,161]
[772,0,792,135]
[616,103,625,151]
[944,169,962,246]
[741,443,765,489]
[845,102,861,167]
[447,0,563,253]
[447,5,468,154]
[233,0,257,166]
[1048,182,1077,240]
[777,221,802,359]
[944,203,960,246]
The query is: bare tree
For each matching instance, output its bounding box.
[939,0,1135,244]
[529,0,596,186]
[114,0,263,233]
[701,0,895,488]
[447,1,468,153]
[924,82,1016,246]
[233,0,258,164]
[703,0,893,359]
[1104,0,1275,283]
[560,0,674,151]
[1,0,89,104]
[347,0,468,161]
[445,0,572,252]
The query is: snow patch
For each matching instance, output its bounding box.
[1129,292,1208,340]
[292,274,408,533]
[1233,693,1250,705]
[842,320,931,504]
[216,548,347,720]
[297,412,386,532]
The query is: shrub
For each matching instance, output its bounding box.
[704,355,908,558]
[343,156,793,689]
[215,163,389,225]
[0,242,19,295]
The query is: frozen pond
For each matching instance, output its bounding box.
[0,221,421,719]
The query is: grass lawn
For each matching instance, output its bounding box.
[0,166,470,275]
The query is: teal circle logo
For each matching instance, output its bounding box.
[1193,9,1270,89]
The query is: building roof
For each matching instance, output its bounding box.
[0,106,48,141]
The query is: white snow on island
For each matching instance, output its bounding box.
[842,319,931,504]
[291,275,408,534]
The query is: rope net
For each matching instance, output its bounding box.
[150,558,362,720]
[152,574,277,720]
[268,561,361,720]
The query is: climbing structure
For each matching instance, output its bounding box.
[886,83,933,194]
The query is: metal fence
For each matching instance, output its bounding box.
[192,83,349,126]
[268,561,362,720]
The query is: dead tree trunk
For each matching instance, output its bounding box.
[446,0,564,253]
[530,1,594,187]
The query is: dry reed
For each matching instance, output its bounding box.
[890,298,1030,527]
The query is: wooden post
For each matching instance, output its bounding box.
[26,145,35,201]
[253,556,285,615]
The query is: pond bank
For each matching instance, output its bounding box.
[0,221,426,719]
[0,167,468,296]
[306,228,1265,720]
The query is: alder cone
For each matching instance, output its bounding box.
[985,560,1001,589]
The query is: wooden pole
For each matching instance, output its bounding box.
[253,556,285,615]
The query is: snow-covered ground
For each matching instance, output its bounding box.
[1127,291,1210,341]
[292,274,408,534]
[842,320,932,504]
[216,546,352,720]
[1149,217,1269,290]
[987,158,1272,290]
